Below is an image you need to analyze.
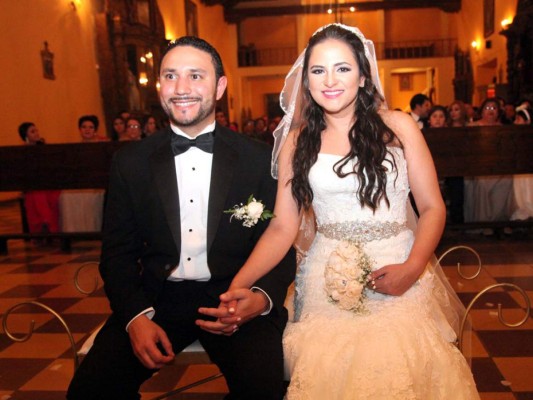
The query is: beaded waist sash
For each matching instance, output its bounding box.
[317,220,408,244]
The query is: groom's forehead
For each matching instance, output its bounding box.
[161,46,215,74]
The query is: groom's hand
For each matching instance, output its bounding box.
[128,315,175,369]
[196,289,268,335]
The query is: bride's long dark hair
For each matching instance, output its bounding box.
[291,25,398,212]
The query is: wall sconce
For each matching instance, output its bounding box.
[471,40,480,52]
[139,72,148,86]
[501,18,512,29]
[70,0,81,11]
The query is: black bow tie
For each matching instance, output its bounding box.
[171,131,215,155]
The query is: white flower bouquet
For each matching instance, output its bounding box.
[324,241,373,313]
[224,194,274,227]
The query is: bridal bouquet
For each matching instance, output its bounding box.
[324,241,373,313]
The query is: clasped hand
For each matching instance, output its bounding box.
[195,288,268,336]
[367,262,420,296]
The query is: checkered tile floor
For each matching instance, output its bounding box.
[0,199,532,399]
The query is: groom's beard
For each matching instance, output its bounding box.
[162,93,217,129]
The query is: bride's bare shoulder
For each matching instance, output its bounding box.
[379,109,414,129]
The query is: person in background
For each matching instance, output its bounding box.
[122,116,143,141]
[242,118,256,138]
[468,98,501,126]
[79,115,107,142]
[501,102,516,124]
[110,116,126,141]
[444,101,468,223]
[465,97,513,235]
[215,107,229,127]
[447,100,468,127]
[514,105,531,125]
[17,122,61,241]
[428,105,448,128]
[409,93,432,129]
[142,115,159,138]
[464,103,476,124]
[511,105,533,221]
[254,117,267,136]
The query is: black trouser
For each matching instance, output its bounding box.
[67,280,286,400]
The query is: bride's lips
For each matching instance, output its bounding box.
[322,90,343,99]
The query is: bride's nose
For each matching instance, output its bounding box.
[324,72,338,87]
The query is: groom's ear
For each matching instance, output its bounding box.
[216,76,228,101]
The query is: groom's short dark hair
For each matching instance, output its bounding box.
[161,36,225,81]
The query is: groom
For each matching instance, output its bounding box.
[67,36,295,399]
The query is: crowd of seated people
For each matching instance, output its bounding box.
[16,96,530,246]
[411,95,532,232]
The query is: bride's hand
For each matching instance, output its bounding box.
[368,262,420,296]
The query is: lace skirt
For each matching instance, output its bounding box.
[283,230,479,400]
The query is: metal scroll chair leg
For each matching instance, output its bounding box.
[2,301,80,370]
[458,283,531,352]
[74,261,100,295]
[437,245,482,280]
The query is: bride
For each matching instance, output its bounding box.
[206,24,479,399]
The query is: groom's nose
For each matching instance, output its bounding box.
[173,77,191,95]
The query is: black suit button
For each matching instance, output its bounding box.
[164,264,171,271]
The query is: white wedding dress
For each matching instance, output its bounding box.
[283,148,479,399]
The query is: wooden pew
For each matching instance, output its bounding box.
[0,142,125,253]
[0,126,532,253]
[423,125,533,233]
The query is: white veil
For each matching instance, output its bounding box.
[276,23,471,356]
[272,23,384,178]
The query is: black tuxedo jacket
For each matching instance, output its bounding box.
[99,125,296,329]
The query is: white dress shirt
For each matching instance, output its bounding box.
[168,122,215,281]
[410,112,424,129]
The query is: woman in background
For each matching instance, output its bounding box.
[428,105,448,128]
[18,122,61,240]
[142,115,159,138]
[121,116,143,141]
[110,116,126,141]
[79,115,108,142]
[447,100,468,127]
[464,98,513,234]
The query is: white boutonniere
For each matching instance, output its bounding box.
[224,194,275,227]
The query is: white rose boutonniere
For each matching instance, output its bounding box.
[224,194,275,227]
[324,241,374,313]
